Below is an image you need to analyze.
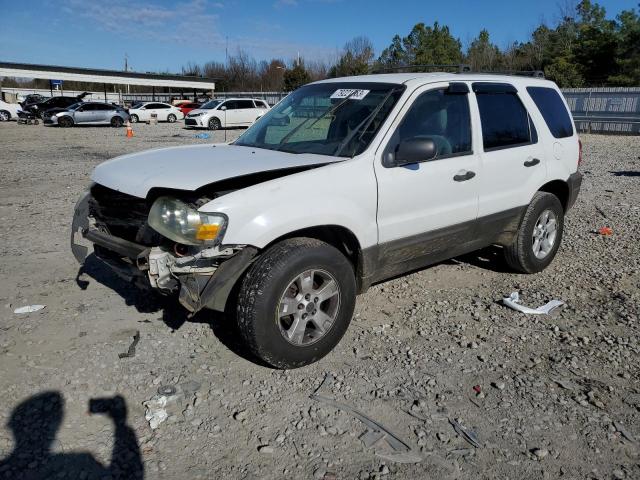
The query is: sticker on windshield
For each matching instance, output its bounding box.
[330,89,370,100]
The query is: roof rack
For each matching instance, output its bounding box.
[371,64,471,74]
[474,70,545,78]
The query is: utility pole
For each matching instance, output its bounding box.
[225,36,229,66]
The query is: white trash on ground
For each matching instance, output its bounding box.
[13,305,46,314]
[143,395,168,430]
[502,292,564,315]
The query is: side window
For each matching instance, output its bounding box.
[386,88,472,164]
[476,91,535,150]
[526,87,574,138]
[95,104,112,111]
[154,103,170,109]
[237,100,254,109]
[221,101,237,110]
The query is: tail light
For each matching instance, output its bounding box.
[578,138,583,168]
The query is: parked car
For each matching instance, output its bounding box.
[178,102,201,116]
[20,94,49,109]
[127,102,184,123]
[43,102,129,127]
[185,98,269,129]
[26,93,90,118]
[0,100,23,121]
[71,73,582,368]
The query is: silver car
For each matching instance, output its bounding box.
[44,102,129,127]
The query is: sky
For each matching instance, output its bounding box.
[0,0,634,73]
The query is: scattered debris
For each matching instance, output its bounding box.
[158,385,177,396]
[194,133,210,139]
[310,391,421,463]
[614,421,636,443]
[598,226,613,236]
[143,395,168,430]
[448,418,481,448]
[472,385,482,395]
[13,304,45,314]
[257,445,274,454]
[359,429,386,448]
[531,447,549,460]
[595,205,608,219]
[502,292,564,315]
[118,330,140,358]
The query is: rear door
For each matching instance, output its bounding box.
[151,103,171,121]
[374,82,481,272]
[472,83,547,218]
[74,104,97,123]
[94,103,116,123]
[236,99,258,125]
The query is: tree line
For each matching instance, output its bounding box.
[2,0,637,94]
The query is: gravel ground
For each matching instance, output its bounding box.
[0,121,638,480]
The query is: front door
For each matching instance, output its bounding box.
[219,100,240,126]
[374,82,481,276]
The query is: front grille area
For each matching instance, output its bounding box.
[89,183,161,246]
[185,118,198,126]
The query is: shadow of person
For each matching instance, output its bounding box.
[0,392,143,480]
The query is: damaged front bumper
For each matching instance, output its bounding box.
[70,191,257,313]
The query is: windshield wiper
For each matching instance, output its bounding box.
[334,88,399,157]
[275,91,357,151]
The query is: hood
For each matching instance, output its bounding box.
[92,144,341,198]
[44,107,69,115]
[186,108,210,116]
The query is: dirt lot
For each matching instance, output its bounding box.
[0,121,638,480]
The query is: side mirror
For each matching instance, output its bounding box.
[220,106,227,111]
[393,137,437,166]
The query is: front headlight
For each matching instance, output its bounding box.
[189,112,205,117]
[148,196,227,246]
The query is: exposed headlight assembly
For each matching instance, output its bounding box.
[148,196,227,246]
[189,112,205,117]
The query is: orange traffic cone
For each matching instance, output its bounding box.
[126,120,134,138]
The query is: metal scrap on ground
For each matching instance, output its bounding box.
[310,373,422,464]
[448,418,482,448]
[13,305,45,314]
[502,292,564,315]
[118,330,140,358]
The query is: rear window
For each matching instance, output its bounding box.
[476,92,535,150]
[526,87,574,138]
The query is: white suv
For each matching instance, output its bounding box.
[71,73,582,368]
[185,98,269,130]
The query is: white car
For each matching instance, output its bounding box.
[72,73,582,369]
[185,98,269,129]
[127,102,184,123]
[0,100,23,121]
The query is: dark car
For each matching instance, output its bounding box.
[20,94,49,109]
[26,92,90,118]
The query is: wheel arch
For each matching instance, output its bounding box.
[0,109,11,120]
[538,179,570,211]
[262,225,366,291]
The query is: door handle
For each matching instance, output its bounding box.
[524,158,541,167]
[453,170,476,182]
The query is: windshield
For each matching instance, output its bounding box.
[67,102,83,111]
[234,82,405,157]
[200,99,223,110]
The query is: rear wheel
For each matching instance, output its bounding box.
[208,117,221,130]
[237,238,356,369]
[110,116,124,127]
[58,116,74,128]
[0,110,10,121]
[167,113,177,123]
[130,114,139,123]
[504,191,564,273]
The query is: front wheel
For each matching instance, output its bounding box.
[208,117,221,130]
[130,114,139,123]
[237,238,356,369]
[167,113,177,123]
[0,110,10,121]
[111,116,124,127]
[504,191,564,273]
[58,116,74,128]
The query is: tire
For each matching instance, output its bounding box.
[167,113,177,123]
[130,114,139,123]
[208,117,221,130]
[0,110,10,122]
[111,116,124,128]
[237,238,356,369]
[58,116,74,128]
[504,192,564,273]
